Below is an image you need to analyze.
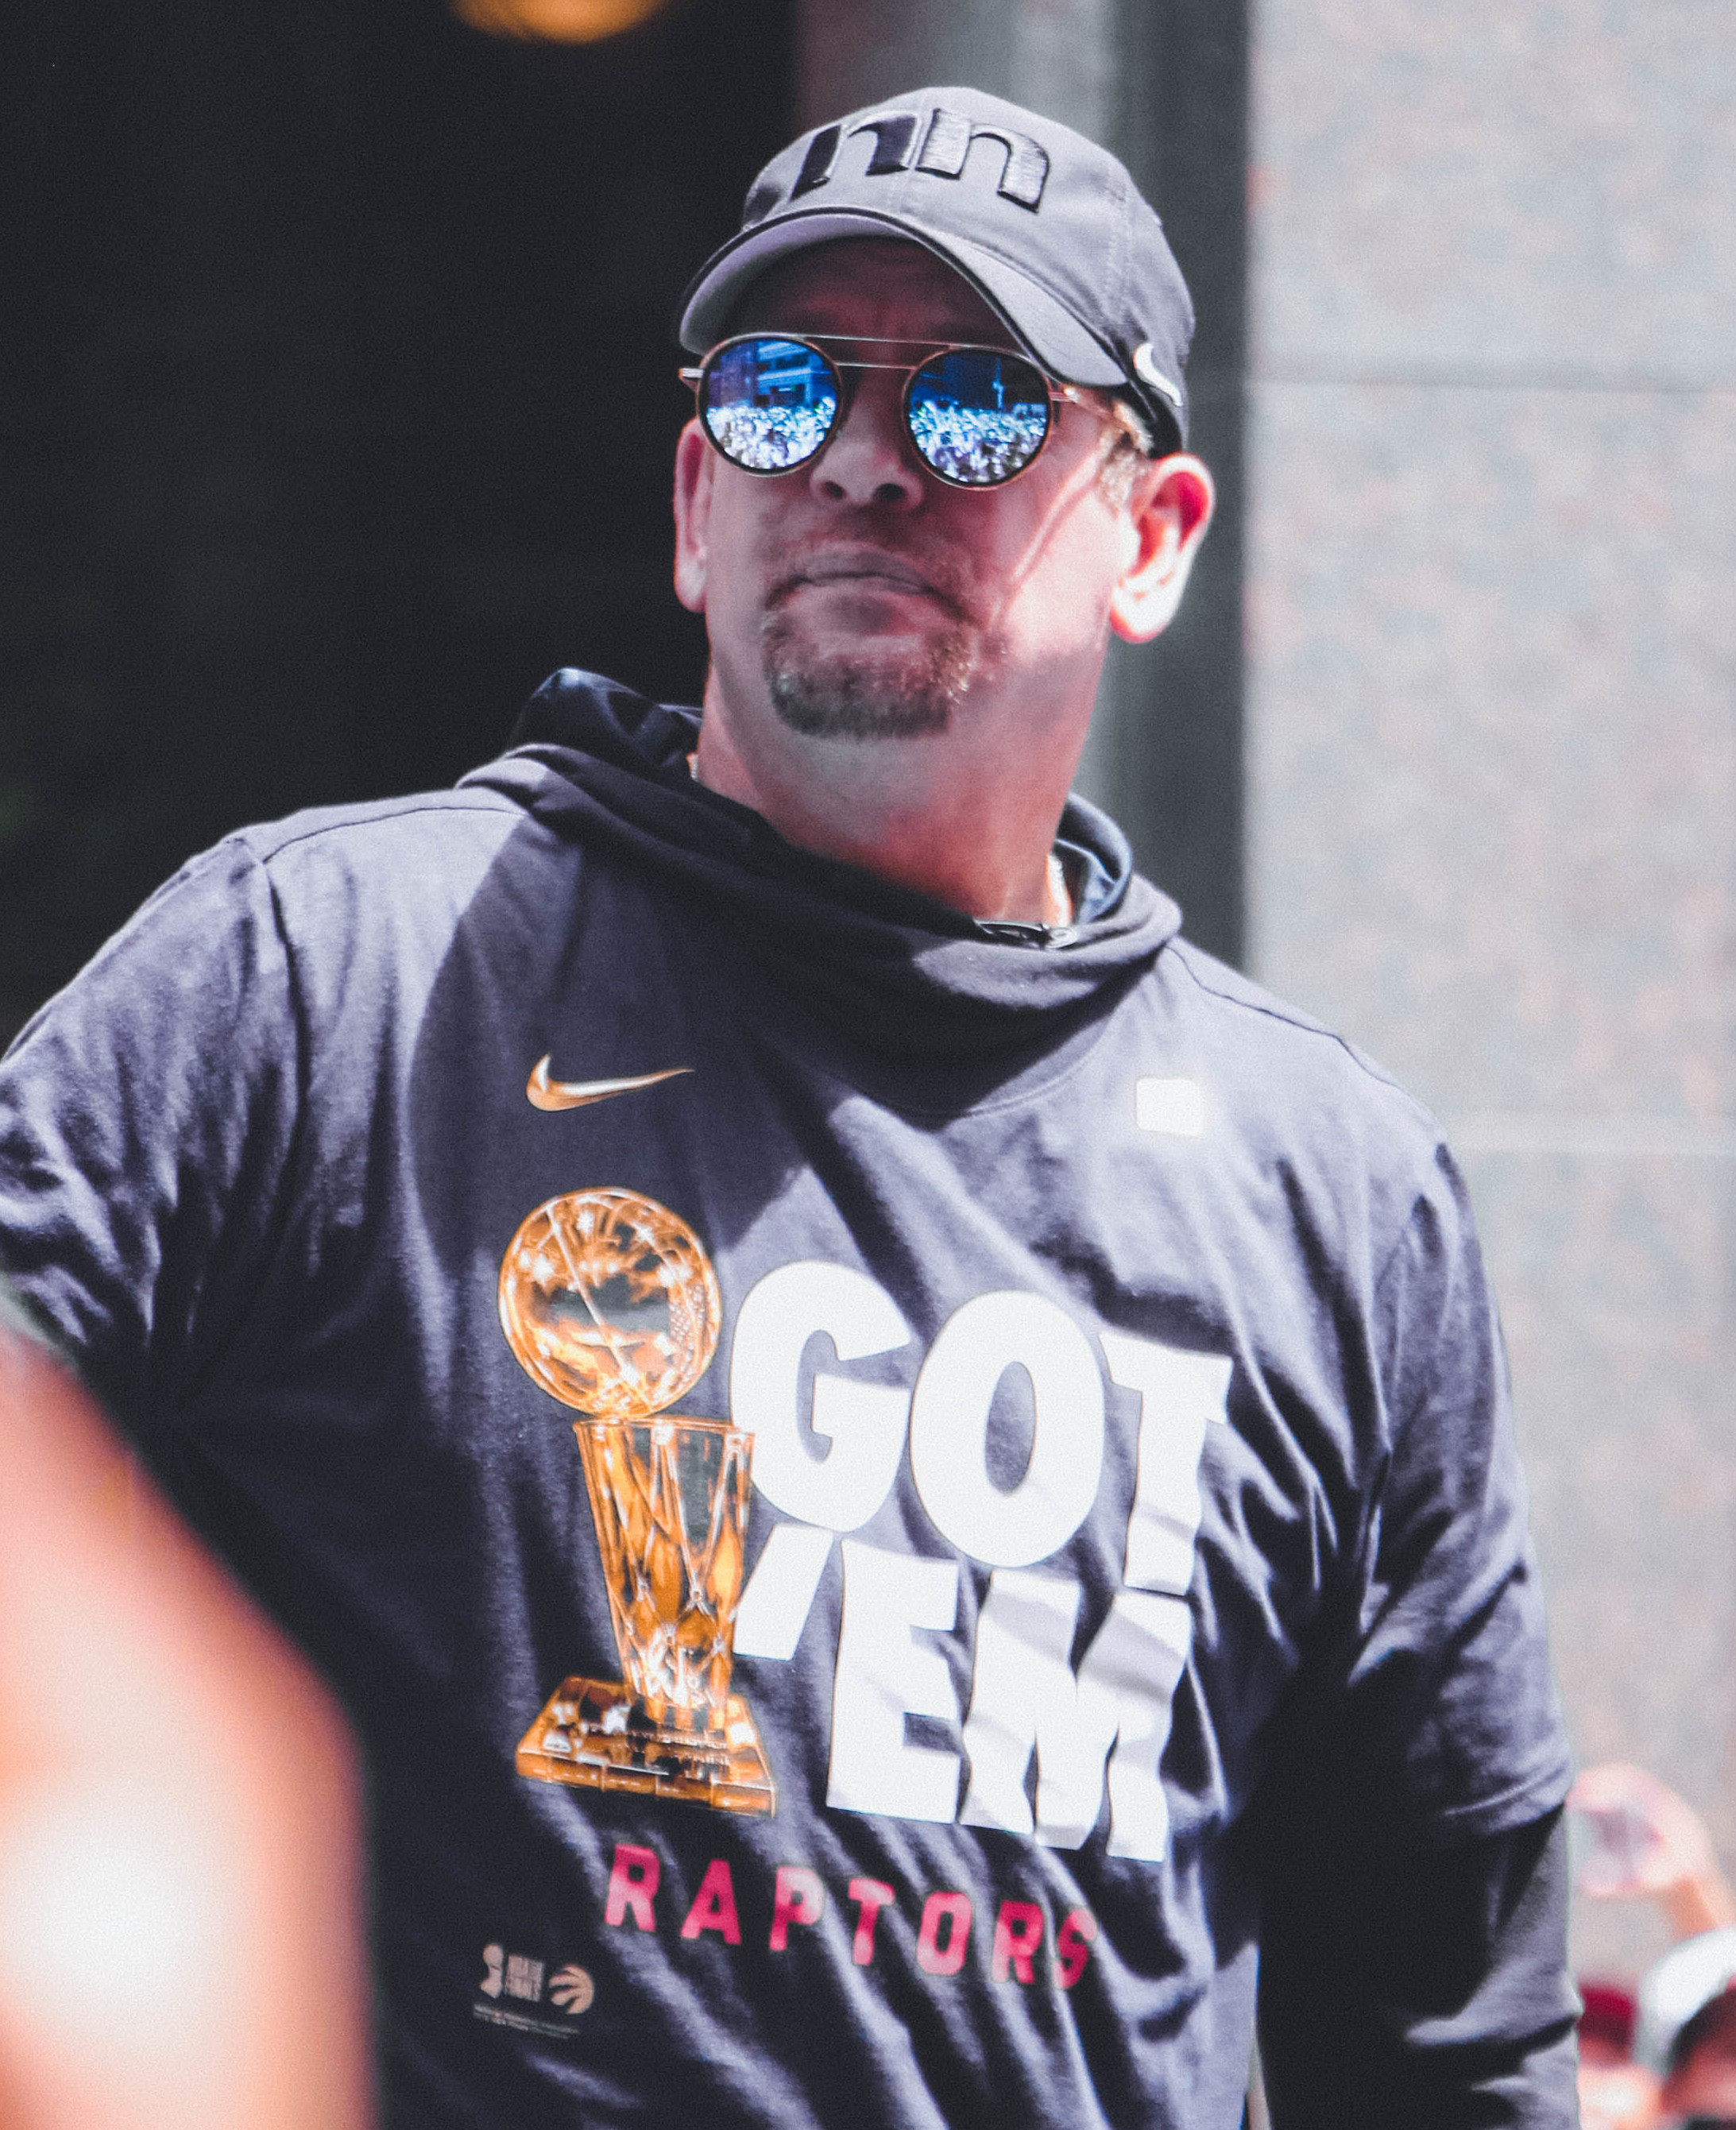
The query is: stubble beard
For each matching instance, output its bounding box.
[760,607,980,741]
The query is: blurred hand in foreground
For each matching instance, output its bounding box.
[0,1312,373,2130]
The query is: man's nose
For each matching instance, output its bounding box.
[808,369,926,509]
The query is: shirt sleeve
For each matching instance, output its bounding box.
[1251,1144,1578,2124]
[1256,1804,1581,2128]
[0,837,302,1432]
[1332,1141,1572,1840]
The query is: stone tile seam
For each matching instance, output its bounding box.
[1253,365,1736,396]
[1448,1114,1736,1158]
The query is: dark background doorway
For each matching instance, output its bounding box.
[0,0,794,1038]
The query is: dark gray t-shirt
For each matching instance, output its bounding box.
[0,671,1572,2128]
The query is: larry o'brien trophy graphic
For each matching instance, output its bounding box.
[498,1183,775,1816]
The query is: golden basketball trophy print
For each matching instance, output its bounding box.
[499,1185,775,1815]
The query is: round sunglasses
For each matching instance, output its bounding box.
[681,334,1108,489]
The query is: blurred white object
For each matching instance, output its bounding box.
[1632,1925,1736,2075]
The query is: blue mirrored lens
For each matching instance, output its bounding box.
[907,349,1050,485]
[702,338,838,472]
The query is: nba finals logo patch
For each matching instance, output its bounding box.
[499,1181,776,1818]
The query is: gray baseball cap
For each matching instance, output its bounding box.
[677,87,1195,452]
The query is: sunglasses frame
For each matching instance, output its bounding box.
[680,333,1111,491]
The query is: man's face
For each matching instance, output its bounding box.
[674,239,1158,756]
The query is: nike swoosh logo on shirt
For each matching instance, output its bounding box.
[525,1054,693,1111]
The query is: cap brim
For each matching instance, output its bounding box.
[678,207,1127,390]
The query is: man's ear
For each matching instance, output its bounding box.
[1108,453,1215,644]
[672,419,714,615]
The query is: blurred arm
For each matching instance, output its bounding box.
[0,1310,373,2130]
[1569,1761,1736,1943]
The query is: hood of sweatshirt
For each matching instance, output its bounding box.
[462,668,1183,1066]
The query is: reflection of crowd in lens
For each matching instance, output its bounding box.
[706,393,1046,485]
[706,400,837,473]
[908,400,1047,485]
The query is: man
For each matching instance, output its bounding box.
[0,86,1577,2127]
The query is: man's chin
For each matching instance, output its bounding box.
[761,621,976,742]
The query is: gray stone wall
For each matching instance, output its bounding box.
[1246,0,1736,1978]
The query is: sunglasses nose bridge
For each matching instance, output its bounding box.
[806,358,930,506]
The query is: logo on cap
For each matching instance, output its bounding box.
[785,106,1050,212]
[1133,344,1182,408]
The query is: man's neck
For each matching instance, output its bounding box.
[690,689,1079,925]
[686,660,1090,928]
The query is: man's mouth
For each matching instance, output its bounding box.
[769,550,966,617]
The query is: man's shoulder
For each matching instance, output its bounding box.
[224,785,528,877]
[142,786,539,957]
[1159,937,1417,1092]
[1147,934,1454,1189]
[9,786,541,1058]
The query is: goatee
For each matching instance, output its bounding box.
[760,612,977,740]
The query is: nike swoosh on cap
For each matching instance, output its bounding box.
[525,1054,693,1111]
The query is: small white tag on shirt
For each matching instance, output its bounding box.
[1135,1077,1206,1138]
